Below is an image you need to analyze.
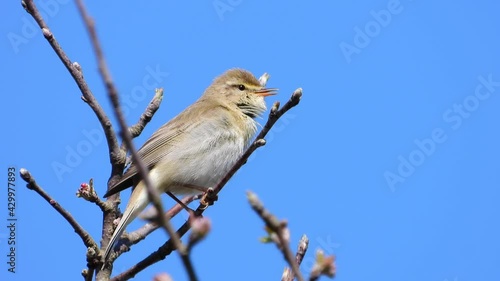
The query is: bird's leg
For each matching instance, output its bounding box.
[170,182,219,210]
[165,191,195,214]
[168,182,218,210]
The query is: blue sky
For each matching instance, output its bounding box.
[1,1,499,281]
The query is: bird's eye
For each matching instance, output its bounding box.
[238,84,246,91]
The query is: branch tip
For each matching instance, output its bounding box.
[310,249,336,280]
[153,273,174,281]
[21,0,28,12]
[247,190,304,281]
[282,234,310,281]
[155,88,164,99]
[246,190,259,205]
[292,88,303,101]
[271,101,280,114]
[299,234,309,249]
[188,216,211,249]
[19,168,30,181]
[259,73,270,87]
[18,169,97,250]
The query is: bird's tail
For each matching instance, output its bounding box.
[102,183,149,267]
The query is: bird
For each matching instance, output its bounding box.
[102,68,277,264]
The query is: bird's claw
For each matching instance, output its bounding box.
[200,188,218,209]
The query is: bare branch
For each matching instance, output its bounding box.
[129,88,164,138]
[295,235,309,267]
[282,235,309,281]
[73,1,196,279]
[82,267,95,281]
[19,2,129,275]
[247,191,305,281]
[76,179,108,212]
[187,216,212,250]
[19,168,98,249]
[21,0,121,168]
[120,88,164,152]
[259,72,270,86]
[309,250,336,280]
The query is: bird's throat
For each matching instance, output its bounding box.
[236,102,258,119]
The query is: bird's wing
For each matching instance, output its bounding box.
[104,99,229,197]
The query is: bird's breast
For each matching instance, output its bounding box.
[153,118,256,194]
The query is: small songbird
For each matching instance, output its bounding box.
[102,68,276,263]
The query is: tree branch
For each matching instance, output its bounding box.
[77,179,108,213]
[129,88,164,138]
[309,249,336,280]
[19,168,98,249]
[120,88,164,153]
[247,191,305,281]
[282,235,309,281]
[73,1,196,280]
[83,267,95,281]
[21,0,122,169]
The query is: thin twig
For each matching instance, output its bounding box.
[116,88,302,279]
[76,179,108,212]
[19,168,98,249]
[120,88,164,152]
[282,235,309,281]
[21,1,124,278]
[309,249,336,280]
[83,267,95,281]
[247,191,305,281]
[73,1,196,280]
[129,88,164,138]
[21,0,122,168]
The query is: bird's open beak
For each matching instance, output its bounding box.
[254,88,278,97]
